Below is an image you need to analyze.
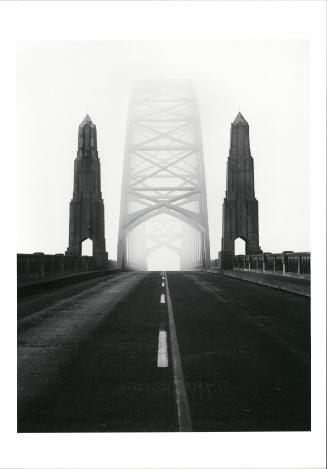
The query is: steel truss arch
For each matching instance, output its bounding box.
[117,81,211,270]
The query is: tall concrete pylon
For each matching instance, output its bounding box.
[65,114,108,269]
[219,112,262,269]
[117,82,211,270]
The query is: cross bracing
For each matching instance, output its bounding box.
[117,82,210,270]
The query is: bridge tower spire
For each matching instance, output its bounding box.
[219,112,262,269]
[65,115,108,269]
[117,81,211,271]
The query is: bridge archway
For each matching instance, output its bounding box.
[147,246,180,271]
[123,212,203,271]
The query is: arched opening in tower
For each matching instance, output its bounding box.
[234,237,246,255]
[81,238,93,256]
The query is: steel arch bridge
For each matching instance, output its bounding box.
[117,82,210,270]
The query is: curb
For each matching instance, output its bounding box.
[215,271,310,298]
[17,269,121,298]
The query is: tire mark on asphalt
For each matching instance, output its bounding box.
[184,273,309,365]
[18,272,150,407]
[165,272,193,432]
[18,272,136,332]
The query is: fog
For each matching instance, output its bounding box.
[126,215,203,271]
[17,40,309,266]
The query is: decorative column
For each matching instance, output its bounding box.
[65,115,108,269]
[219,112,262,269]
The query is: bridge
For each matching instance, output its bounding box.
[17,82,310,433]
[18,269,310,432]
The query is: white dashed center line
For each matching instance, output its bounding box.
[160,293,166,303]
[157,330,168,367]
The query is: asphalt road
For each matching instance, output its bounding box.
[18,271,310,432]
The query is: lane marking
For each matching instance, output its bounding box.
[157,330,168,367]
[165,273,193,432]
[161,282,165,287]
[160,293,166,303]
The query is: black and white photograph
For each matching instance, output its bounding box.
[17,39,312,434]
[0,1,326,469]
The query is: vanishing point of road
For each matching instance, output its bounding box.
[18,271,310,432]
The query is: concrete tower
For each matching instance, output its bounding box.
[219,112,262,269]
[65,115,108,269]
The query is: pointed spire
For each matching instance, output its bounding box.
[233,112,248,125]
[80,114,94,127]
[77,113,98,158]
[229,111,251,157]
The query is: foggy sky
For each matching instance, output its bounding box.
[17,40,310,259]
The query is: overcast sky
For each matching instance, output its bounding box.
[17,40,309,259]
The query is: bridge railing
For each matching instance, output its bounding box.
[233,251,310,278]
[17,253,117,283]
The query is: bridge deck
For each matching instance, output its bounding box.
[17,271,310,432]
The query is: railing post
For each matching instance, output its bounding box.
[55,254,65,274]
[282,251,294,276]
[298,255,301,275]
[282,252,286,276]
[34,252,45,279]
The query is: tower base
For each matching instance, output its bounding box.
[218,250,234,270]
[94,251,109,270]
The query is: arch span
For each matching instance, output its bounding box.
[117,82,210,270]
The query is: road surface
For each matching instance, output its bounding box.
[18,271,310,432]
